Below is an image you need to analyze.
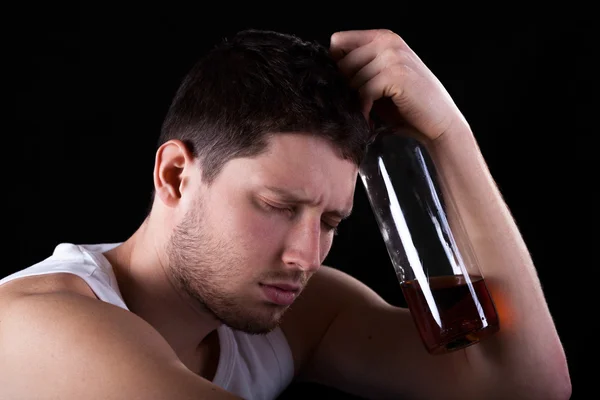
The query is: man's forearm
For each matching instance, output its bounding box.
[423,122,572,399]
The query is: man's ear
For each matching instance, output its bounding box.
[153,139,196,208]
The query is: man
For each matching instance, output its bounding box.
[0,28,571,399]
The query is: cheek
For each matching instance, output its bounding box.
[227,203,286,254]
[320,235,334,263]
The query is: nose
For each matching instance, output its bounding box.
[281,217,322,273]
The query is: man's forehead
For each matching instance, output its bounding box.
[262,132,344,155]
[216,132,359,198]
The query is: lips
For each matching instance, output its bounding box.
[268,283,301,291]
[259,283,300,306]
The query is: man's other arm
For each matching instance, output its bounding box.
[0,291,242,399]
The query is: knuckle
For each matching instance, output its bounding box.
[376,29,396,38]
[380,47,401,66]
[380,48,412,74]
[375,29,401,44]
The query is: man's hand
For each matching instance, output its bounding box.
[330,29,468,142]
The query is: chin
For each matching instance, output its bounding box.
[223,319,281,335]
[220,305,287,335]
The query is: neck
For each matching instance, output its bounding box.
[103,219,222,361]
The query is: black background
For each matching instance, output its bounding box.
[8,3,593,399]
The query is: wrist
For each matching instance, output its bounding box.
[422,117,475,155]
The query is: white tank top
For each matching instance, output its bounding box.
[0,243,295,400]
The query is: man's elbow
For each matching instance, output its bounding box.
[486,373,571,400]
[523,361,572,400]
[543,349,572,400]
[548,366,572,400]
[477,353,572,400]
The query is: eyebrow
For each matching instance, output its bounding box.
[264,185,353,220]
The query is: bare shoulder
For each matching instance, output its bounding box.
[280,265,389,376]
[0,272,100,334]
[0,275,240,399]
[0,272,98,302]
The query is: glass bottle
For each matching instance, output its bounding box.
[359,130,500,354]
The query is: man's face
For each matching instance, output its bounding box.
[166,133,358,334]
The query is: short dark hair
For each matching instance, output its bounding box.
[158,29,372,184]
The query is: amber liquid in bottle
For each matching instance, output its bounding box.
[401,274,499,354]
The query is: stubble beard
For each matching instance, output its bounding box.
[165,201,290,334]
